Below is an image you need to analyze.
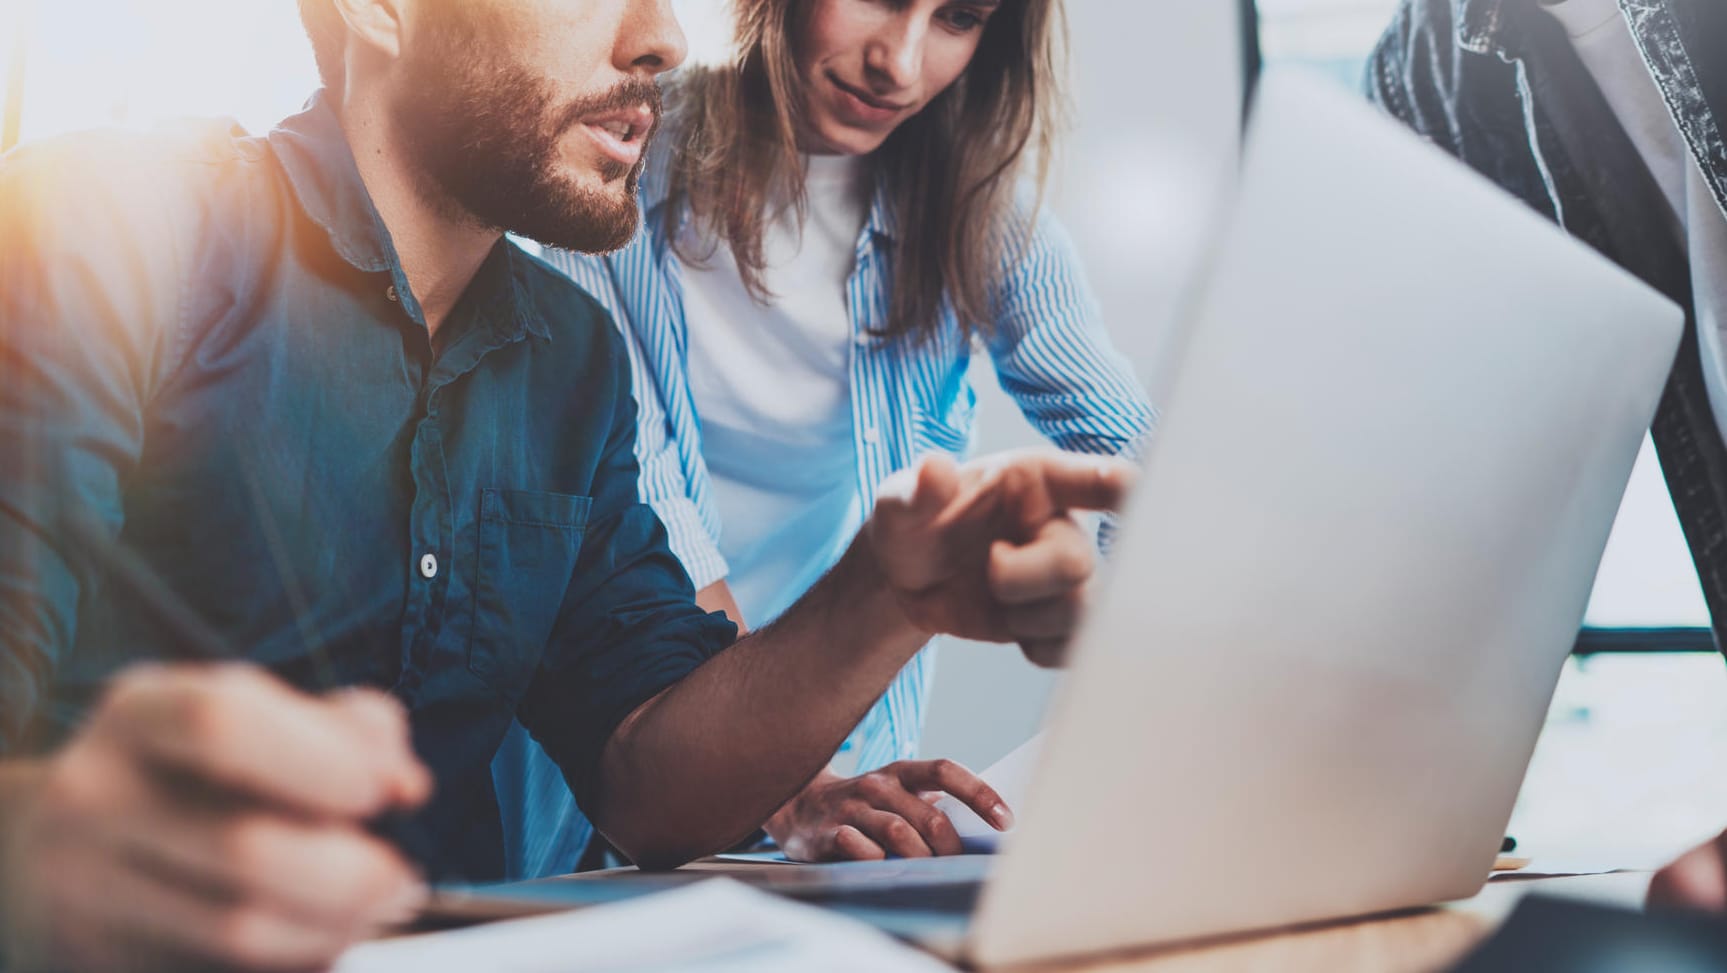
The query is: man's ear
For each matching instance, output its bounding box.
[329,0,407,64]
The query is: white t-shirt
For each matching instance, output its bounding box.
[680,154,872,626]
[1544,0,1727,439]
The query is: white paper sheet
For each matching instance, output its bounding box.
[933,734,1043,853]
[1488,859,1632,880]
[335,879,952,973]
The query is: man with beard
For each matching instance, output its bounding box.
[0,1,1127,969]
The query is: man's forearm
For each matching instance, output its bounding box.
[0,761,48,965]
[594,538,927,869]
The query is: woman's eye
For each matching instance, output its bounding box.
[939,8,985,32]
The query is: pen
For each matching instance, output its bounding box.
[56,511,442,881]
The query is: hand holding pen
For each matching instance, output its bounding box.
[0,518,434,973]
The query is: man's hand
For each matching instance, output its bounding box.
[865,449,1133,666]
[0,663,432,973]
[590,450,1127,869]
[763,761,1011,862]
[1649,829,1727,912]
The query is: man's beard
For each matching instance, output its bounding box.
[393,19,658,254]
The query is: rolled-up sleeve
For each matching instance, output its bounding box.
[986,206,1158,551]
[987,207,1158,460]
[0,137,182,753]
[515,342,737,813]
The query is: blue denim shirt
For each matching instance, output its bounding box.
[0,93,736,881]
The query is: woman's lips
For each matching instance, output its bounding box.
[827,72,912,125]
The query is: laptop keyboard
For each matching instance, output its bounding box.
[788,880,984,915]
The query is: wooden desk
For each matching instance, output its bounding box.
[495,863,1648,972]
[1020,872,1649,973]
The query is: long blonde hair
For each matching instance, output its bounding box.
[665,0,1069,343]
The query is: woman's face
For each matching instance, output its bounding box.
[793,0,1001,156]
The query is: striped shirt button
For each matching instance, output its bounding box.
[862,426,881,445]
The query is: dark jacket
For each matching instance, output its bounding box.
[1368,0,1727,651]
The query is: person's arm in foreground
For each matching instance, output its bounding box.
[0,665,430,972]
[589,449,1127,869]
[1650,831,1727,911]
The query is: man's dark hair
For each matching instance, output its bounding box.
[299,0,346,90]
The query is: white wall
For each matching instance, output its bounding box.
[671,0,736,65]
[919,3,1245,769]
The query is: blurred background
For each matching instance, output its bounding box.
[3,0,1723,868]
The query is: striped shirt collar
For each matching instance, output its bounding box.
[637,136,900,257]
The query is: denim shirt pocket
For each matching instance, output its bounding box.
[469,488,593,699]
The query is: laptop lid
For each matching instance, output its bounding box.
[967,70,1683,967]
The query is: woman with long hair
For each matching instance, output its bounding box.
[498,0,1156,875]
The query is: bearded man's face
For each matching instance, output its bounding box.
[392,1,670,253]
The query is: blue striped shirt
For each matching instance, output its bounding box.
[493,159,1157,879]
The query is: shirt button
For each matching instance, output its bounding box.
[419,553,438,579]
[853,332,872,347]
[386,284,400,303]
[863,426,881,445]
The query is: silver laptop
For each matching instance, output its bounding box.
[951,68,1682,965]
[478,70,1683,967]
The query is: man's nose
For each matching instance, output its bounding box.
[618,0,688,76]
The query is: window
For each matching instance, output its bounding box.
[1582,437,1712,643]
[0,0,732,151]
[3,1,317,148]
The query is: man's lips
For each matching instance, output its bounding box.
[576,103,656,168]
[827,72,913,120]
